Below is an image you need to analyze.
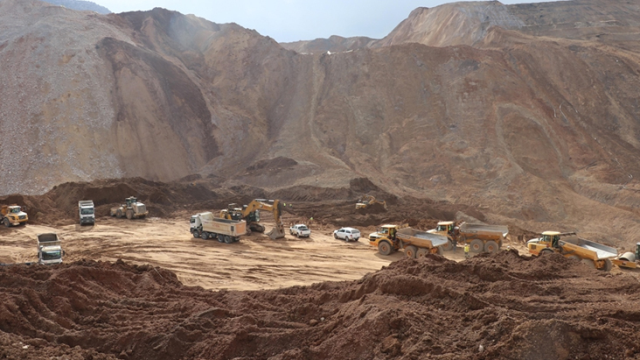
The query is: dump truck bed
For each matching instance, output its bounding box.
[397,228,449,248]
[37,233,60,245]
[458,223,509,237]
[200,212,246,236]
[562,238,617,260]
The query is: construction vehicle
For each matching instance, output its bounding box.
[37,233,64,265]
[369,224,448,258]
[110,196,148,220]
[429,221,508,253]
[355,195,387,210]
[219,199,285,239]
[190,212,246,244]
[527,231,616,271]
[1,204,28,227]
[611,243,640,269]
[78,200,95,225]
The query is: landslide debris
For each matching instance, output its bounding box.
[1,252,639,359]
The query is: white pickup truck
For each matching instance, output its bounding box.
[289,224,311,238]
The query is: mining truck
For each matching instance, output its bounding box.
[190,212,246,243]
[37,233,64,265]
[527,231,617,271]
[1,204,28,227]
[369,224,448,258]
[78,200,95,225]
[429,221,508,253]
[110,196,148,220]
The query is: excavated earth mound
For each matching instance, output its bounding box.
[1,252,639,359]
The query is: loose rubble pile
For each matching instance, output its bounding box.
[1,251,639,359]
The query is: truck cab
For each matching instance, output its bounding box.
[527,231,560,255]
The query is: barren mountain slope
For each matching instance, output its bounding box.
[2,0,640,243]
[281,35,376,54]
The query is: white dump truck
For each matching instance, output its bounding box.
[37,233,64,265]
[190,212,246,244]
[78,200,95,225]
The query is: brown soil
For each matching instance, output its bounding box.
[1,252,639,360]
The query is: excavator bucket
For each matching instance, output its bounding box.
[267,225,285,239]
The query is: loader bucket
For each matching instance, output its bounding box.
[267,226,285,240]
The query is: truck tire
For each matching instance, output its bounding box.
[470,239,484,253]
[224,236,233,244]
[126,210,133,220]
[540,249,553,256]
[378,241,393,256]
[441,239,453,251]
[416,248,429,258]
[192,231,199,238]
[334,233,338,239]
[116,210,123,219]
[201,232,209,240]
[484,241,499,254]
[3,218,10,227]
[601,259,613,272]
[405,245,418,259]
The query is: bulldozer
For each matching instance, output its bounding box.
[219,199,285,239]
[355,195,387,210]
[110,196,148,220]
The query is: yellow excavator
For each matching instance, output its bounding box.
[355,195,387,210]
[220,199,285,239]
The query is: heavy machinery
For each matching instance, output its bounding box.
[110,196,148,220]
[369,224,448,258]
[37,233,64,265]
[355,195,387,210]
[429,221,508,253]
[612,243,640,269]
[1,204,28,227]
[78,200,95,225]
[219,199,285,239]
[190,212,246,243]
[527,231,617,271]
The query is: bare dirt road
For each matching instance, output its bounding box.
[0,214,405,291]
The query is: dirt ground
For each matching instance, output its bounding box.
[2,249,640,360]
[0,211,498,291]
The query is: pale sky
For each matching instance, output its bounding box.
[96,0,554,43]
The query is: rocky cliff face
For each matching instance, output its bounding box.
[2,0,640,242]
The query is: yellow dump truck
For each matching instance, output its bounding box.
[1,204,28,227]
[369,224,449,258]
[527,231,616,271]
[429,221,508,253]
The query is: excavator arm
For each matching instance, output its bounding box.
[241,199,285,239]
